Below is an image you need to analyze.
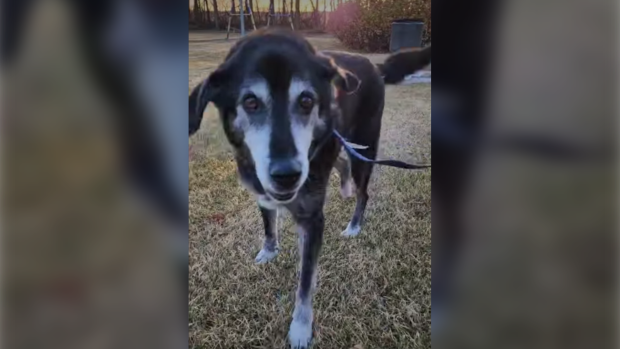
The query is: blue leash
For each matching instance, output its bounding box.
[332,130,431,170]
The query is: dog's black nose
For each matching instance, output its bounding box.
[269,160,302,189]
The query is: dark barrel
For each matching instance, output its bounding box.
[389,18,424,52]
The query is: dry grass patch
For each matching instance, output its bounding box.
[189,32,431,349]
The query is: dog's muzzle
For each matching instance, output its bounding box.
[267,159,302,201]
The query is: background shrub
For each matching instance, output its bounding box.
[326,0,431,52]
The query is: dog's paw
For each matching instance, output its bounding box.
[254,248,278,264]
[339,179,355,199]
[341,222,361,237]
[288,319,313,349]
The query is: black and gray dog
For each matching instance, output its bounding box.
[189,28,430,348]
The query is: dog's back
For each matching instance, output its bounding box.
[318,45,432,137]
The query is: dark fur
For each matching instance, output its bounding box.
[377,45,432,84]
[188,28,429,348]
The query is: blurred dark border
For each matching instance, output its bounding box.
[431,0,502,320]
[0,0,188,348]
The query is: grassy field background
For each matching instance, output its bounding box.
[189,31,431,349]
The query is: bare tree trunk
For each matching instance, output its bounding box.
[295,0,300,27]
[254,0,261,25]
[255,2,260,24]
[313,0,319,28]
[212,0,220,29]
[268,0,275,25]
[205,0,211,25]
[290,0,293,26]
[192,0,196,22]
[194,0,202,24]
[323,0,327,27]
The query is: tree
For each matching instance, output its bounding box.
[268,0,275,24]
[194,0,202,23]
[315,0,320,28]
[204,0,211,24]
[212,0,220,29]
[295,0,300,27]
[309,0,320,28]
[323,0,327,27]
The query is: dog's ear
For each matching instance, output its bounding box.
[315,54,361,94]
[332,66,361,94]
[188,67,229,136]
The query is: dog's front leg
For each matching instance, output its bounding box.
[254,206,279,264]
[288,213,324,349]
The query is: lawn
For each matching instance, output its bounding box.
[189,31,431,349]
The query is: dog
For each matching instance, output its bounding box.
[188,28,430,348]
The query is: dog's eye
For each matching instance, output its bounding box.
[242,95,260,112]
[298,95,314,111]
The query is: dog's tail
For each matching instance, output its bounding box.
[377,45,431,84]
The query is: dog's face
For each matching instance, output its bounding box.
[189,30,358,203]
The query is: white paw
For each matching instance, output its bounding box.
[288,319,313,349]
[254,248,278,264]
[341,222,361,237]
[339,179,355,199]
